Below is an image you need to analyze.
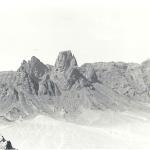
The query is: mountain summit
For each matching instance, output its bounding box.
[0,50,150,120]
[55,50,77,72]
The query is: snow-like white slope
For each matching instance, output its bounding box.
[1,112,150,150]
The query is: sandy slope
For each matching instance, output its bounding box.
[0,111,150,150]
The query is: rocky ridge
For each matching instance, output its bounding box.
[0,50,150,120]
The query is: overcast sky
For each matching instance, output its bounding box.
[0,0,150,71]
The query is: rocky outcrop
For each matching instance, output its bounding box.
[80,63,98,83]
[18,56,48,80]
[55,50,77,72]
[17,56,49,94]
[1,51,150,120]
[92,62,149,99]
[38,74,61,96]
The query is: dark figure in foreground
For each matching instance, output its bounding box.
[6,141,14,149]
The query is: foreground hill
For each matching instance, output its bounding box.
[0,113,150,150]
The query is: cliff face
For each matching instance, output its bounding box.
[1,51,150,120]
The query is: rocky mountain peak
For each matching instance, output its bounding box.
[2,50,150,121]
[31,56,40,63]
[18,56,48,79]
[55,50,77,72]
[16,56,49,95]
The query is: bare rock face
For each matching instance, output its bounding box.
[38,74,61,96]
[55,50,77,72]
[15,71,36,95]
[17,56,48,94]
[2,50,150,120]
[0,57,49,120]
[52,51,91,91]
[141,59,150,88]
[18,56,48,80]
[50,51,80,90]
[92,62,148,99]
[80,63,98,83]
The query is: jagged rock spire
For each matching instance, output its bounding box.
[55,50,77,72]
[18,56,48,76]
[16,56,49,95]
[18,56,48,79]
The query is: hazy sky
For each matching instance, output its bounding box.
[0,0,150,71]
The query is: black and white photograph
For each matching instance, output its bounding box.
[0,0,150,149]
